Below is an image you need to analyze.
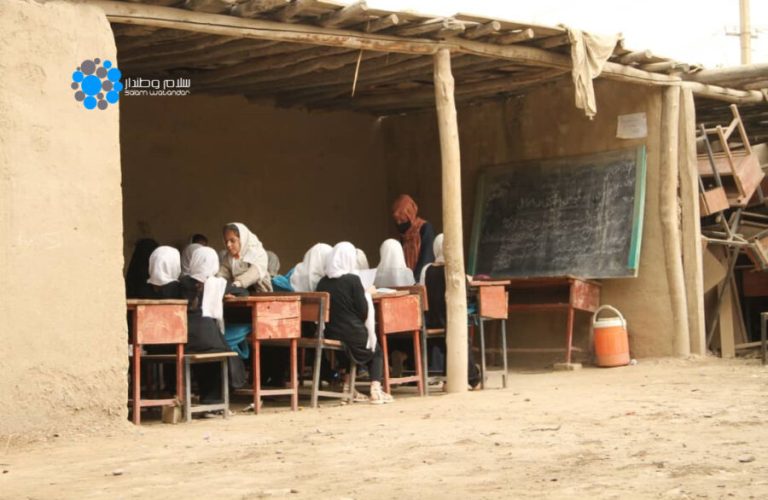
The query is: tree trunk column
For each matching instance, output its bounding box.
[433,48,468,393]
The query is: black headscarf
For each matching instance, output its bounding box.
[125,238,159,298]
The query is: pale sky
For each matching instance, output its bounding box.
[368,0,768,68]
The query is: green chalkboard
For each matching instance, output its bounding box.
[468,146,646,279]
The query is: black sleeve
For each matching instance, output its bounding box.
[348,275,369,322]
[415,222,436,279]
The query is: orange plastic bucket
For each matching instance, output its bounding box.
[592,305,630,367]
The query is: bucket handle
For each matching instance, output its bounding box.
[592,305,626,328]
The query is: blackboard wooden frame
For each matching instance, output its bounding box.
[468,146,647,279]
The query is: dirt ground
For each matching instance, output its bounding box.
[1,357,767,499]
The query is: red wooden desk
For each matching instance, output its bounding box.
[505,277,601,365]
[469,280,510,388]
[224,295,301,413]
[373,290,424,396]
[126,299,188,425]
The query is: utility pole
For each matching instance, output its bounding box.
[739,0,751,64]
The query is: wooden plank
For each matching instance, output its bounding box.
[570,280,600,312]
[477,286,507,319]
[494,28,534,45]
[232,0,291,18]
[255,299,301,320]
[184,0,237,14]
[363,14,398,33]
[463,21,500,40]
[719,282,737,358]
[253,317,301,339]
[318,1,368,28]
[377,294,422,333]
[135,304,188,344]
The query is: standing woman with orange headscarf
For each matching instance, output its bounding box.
[392,194,436,281]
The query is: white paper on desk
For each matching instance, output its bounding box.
[375,287,397,294]
[357,269,377,289]
[616,112,647,139]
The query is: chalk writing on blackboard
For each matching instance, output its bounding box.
[468,147,646,279]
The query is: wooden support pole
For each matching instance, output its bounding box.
[660,86,691,357]
[740,0,751,65]
[433,48,468,393]
[678,88,707,355]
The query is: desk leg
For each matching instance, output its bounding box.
[479,317,486,390]
[290,338,298,411]
[381,332,391,394]
[253,339,261,415]
[413,330,424,397]
[761,313,767,366]
[185,358,192,423]
[565,306,575,365]
[421,323,429,396]
[222,357,230,419]
[501,319,508,389]
[175,344,184,407]
[132,343,141,425]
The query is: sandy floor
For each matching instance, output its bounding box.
[2,357,767,499]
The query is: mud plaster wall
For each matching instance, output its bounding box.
[0,0,126,438]
[120,95,388,270]
[381,79,676,358]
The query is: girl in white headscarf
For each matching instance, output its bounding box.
[374,239,416,288]
[290,243,333,292]
[180,243,203,277]
[181,246,246,401]
[355,248,370,270]
[316,242,394,405]
[217,222,272,292]
[146,246,183,299]
[419,233,445,285]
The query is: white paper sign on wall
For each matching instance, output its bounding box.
[617,112,648,139]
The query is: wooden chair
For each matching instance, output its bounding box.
[126,299,187,425]
[142,351,239,421]
[242,292,356,408]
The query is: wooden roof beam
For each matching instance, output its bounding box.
[363,14,398,33]
[183,0,237,14]
[318,1,368,28]
[393,18,465,39]
[273,0,316,23]
[533,33,570,49]
[232,0,291,18]
[494,28,534,45]
[463,21,501,40]
[617,50,654,65]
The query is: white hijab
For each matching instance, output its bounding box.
[356,248,370,270]
[326,242,377,351]
[181,243,203,277]
[228,222,268,267]
[374,239,415,288]
[290,243,332,292]
[419,233,445,285]
[147,246,181,286]
[189,246,227,334]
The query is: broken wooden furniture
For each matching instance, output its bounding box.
[505,277,601,366]
[373,290,425,396]
[469,280,510,389]
[697,104,764,209]
[224,295,301,414]
[126,299,187,425]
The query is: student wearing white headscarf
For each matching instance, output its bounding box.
[316,242,394,404]
[355,248,370,270]
[374,239,416,288]
[217,222,273,292]
[180,243,203,277]
[145,246,183,299]
[290,243,333,292]
[180,246,246,403]
[420,233,481,388]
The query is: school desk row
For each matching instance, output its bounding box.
[126,276,601,424]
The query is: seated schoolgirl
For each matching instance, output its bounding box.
[145,246,183,299]
[217,222,273,293]
[125,238,158,299]
[182,246,246,403]
[356,248,370,270]
[180,242,203,277]
[421,234,481,388]
[374,239,416,288]
[290,243,333,292]
[316,242,394,404]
